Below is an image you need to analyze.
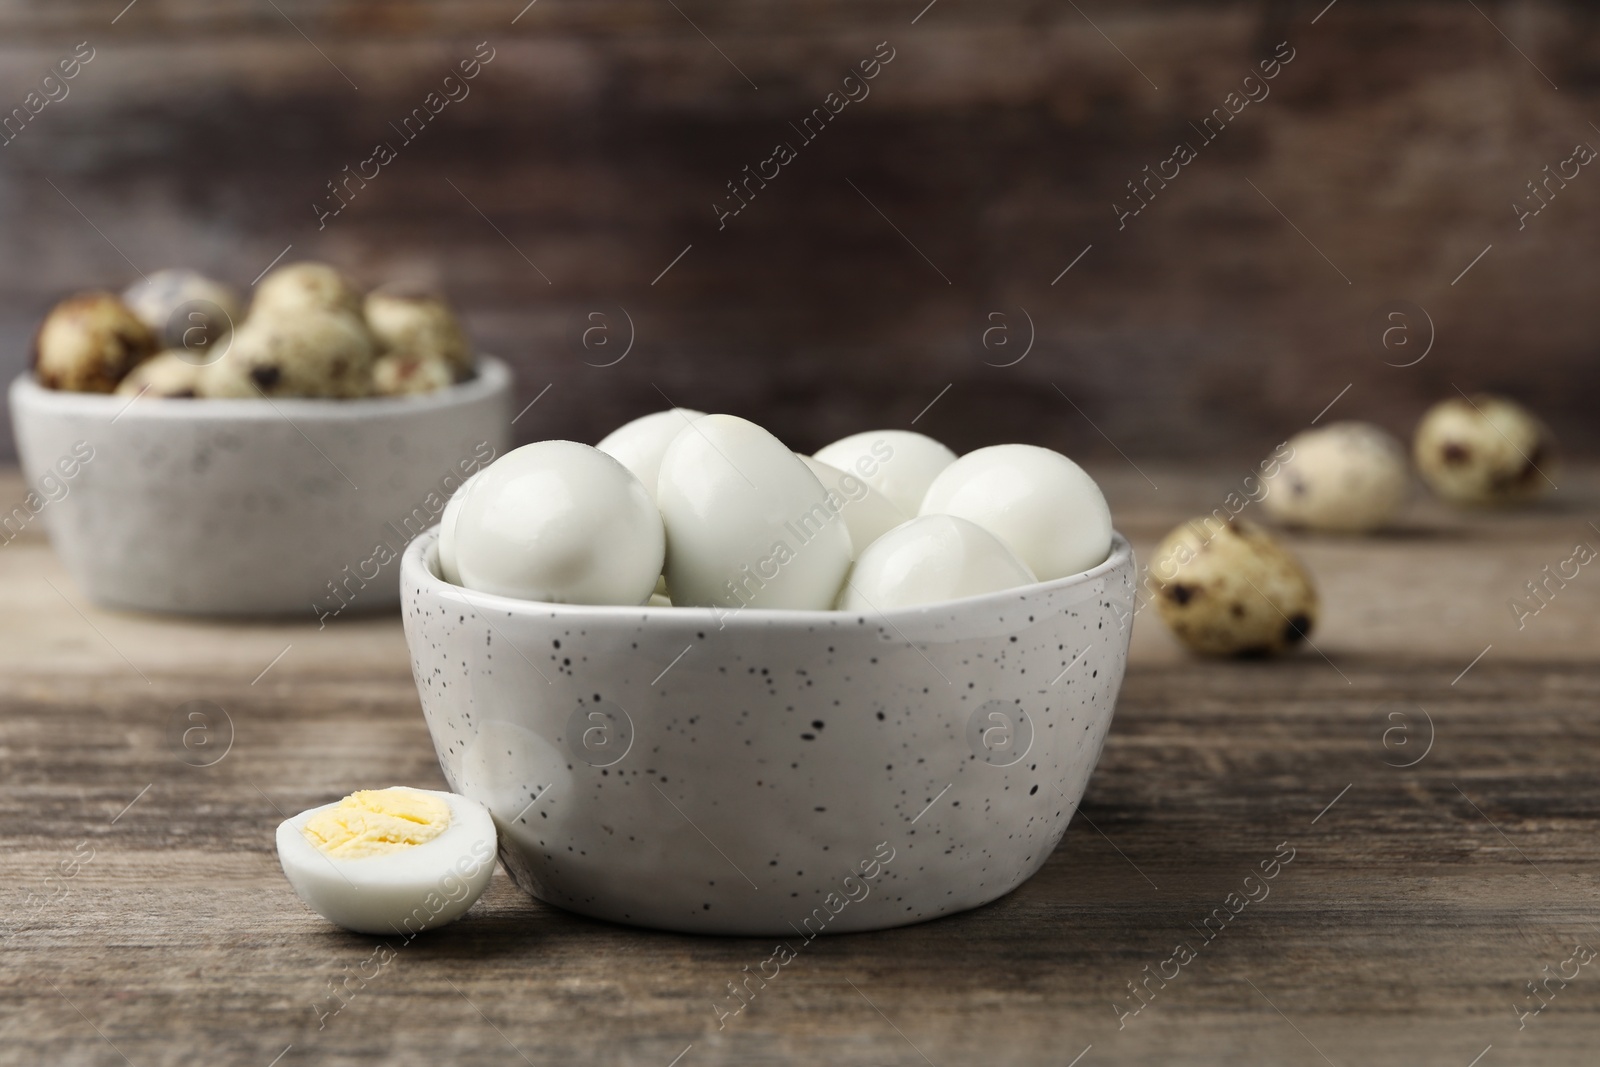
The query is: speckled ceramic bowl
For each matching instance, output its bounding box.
[401,528,1136,936]
[8,358,511,616]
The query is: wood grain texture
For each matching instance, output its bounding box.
[1,465,1597,1065]
[2,1,1599,464]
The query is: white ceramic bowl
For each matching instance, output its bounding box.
[401,528,1135,935]
[8,358,512,616]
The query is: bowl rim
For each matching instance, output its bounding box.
[403,527,1133,626]
[8,354,511,422]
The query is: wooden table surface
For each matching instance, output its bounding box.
[2,463,1597,1066]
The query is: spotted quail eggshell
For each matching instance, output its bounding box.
[1262,421,1410,532]
[1413,394,1557,506]
[210,312,375,398]
[122,268,241,352]
[113,350,203,398]
[1151,517,1318,657]
[364,289,472,376]
[372,351,454,397]
[32,292,159,393]
[251,261,363,319]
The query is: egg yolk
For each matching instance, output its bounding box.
[302,787,452,859]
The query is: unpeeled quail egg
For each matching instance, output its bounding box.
[920,444,1111,580]
[1151,517,1317,657]
[596,408,707,504]
[276,786,497,935]
[364,289,472,377]
[1413,394,1558,506]
[657,414,852,610]
[113,351,202,399]
[33,292,158,393]
[837,514,1036,611]
[372,351,454,397]
[799,455,908,559]
[814,430,958,515]
[251,261,363,319]
[122,268,240,353]
[1262,422,1409,532]
[454,442,663,604]
[206,312,375,398]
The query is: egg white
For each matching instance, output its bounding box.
[920,444,1112,581]
[798,455,907,560]
[597,407,707,505]
[814,429,957,516]
[436,470,482,586]
[657,414,852,610]
[838,514,1037,611]
[454,441,664,605]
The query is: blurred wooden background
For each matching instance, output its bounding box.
[2,0,1597,462]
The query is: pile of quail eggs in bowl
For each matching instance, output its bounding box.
[8,261,512,615]
[30,261,478,400]
[438,412,1115,613]
[378,412,1136,935]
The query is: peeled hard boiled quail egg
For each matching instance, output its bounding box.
[276,787,497,935]
[1151,517,1317,657]
[435,470,482,586]
[657,414,852,610]
[1261,422,1409,532]
[814,430,958,515]
[920,444,1111,580]
[799,455,908,559]
[837,514,1036,612]
[596,408,707,504]
[1413,394,1558,506]
[455,442,663,604]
